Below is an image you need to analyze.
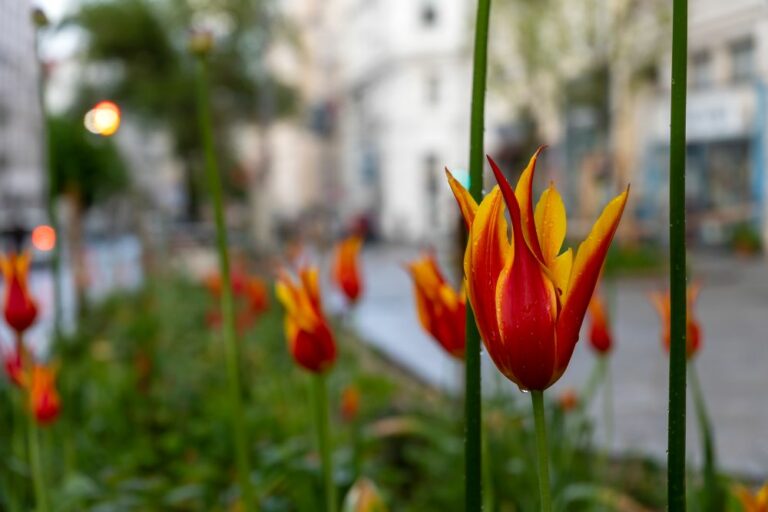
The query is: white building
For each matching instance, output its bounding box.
[0,1,46,233]
[333,0,473,242]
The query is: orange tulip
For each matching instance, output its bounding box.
[406,254,465,359]
[276,267,337,373]
[1,251,39,335]
[650,283,702,360]
[341,385,361,422]
[735,483,768,512]
[243,276,269,316]
[27,365,60,425]
[332,236,364,305]
[587,294,613,355]
[446,148,629,391]
[557,388,579,412]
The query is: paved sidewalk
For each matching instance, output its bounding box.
[351,245,768,477]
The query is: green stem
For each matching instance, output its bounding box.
[27,416,48,512]
[531,391,552,512]
[689,363,722,512]
[313,374,336,512]
[667,0,688,510]
[580,357,607,411]
[603,360,614,453]
[465,0,492,509]
[195,57,255,511]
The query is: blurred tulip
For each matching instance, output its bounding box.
[650,283,701,359]
[243,276,269,316]
[332,236,364,305]
[1,251,39,335]
[343,478,388,512]
[446,148,629,390]
[735,483,768,512]
[188,28,214,57]
[341,385,360,422]
[276,267,336,373]
[27,365,60,425]
[405,253,465,359]
[557,388,579,412]
[587,293,613,355]
[2,344,24,387]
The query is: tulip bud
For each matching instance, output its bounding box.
[2,345,24,387]
[1,252,39,335]
[28,365,60,425]
[32,7,49,28]
[341,385,360,422]
[557,389,579,412]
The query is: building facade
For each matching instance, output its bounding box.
[639,0,768,248]
[0,1,46,234]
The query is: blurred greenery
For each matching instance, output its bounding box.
[66,0,297,218]
[1,274,675,511]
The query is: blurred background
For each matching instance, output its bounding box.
[2,0,768,496]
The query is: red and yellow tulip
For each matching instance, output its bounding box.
[735,482,768,512]
[27,365,61,426]
[446,148,628,390]
[276,267,337,373]
[406,254,465,359]
[1,251,39,335]
[650,283,701,360]
[341,385,361,422]
[332,236,364,305]
[587,294,613,355]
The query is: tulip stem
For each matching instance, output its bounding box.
[27,415,48,512]
[195,57,256,511]
[667,0,688,510]
[531,390,552,512]
[689,363,722,512]
[313,374,336,512]
[465,0,492,509]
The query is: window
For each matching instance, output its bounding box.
[730,38,755,83]
[690,50,712,89]
[420,2,437,27]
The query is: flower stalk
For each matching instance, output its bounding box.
[194,56,255,510]
[465,0,492,508]
[667,0,689,510]
[531,390,552,512]
[313,374,337,512]
[689,363,723,512]
[27,412,48,512]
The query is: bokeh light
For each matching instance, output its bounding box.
[84,101,121,136]
[31,224,57,252]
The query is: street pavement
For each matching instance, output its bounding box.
[350,245,768,477]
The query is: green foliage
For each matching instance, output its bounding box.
[2,277,671,511]
[47,114,129,209]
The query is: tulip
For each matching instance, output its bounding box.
[2,344,24,387]
[587,294,613,355]
[446,148,629,391]
[27,365,60,426]
[332,236,364,305]
[276,267,336,373]
[1,251,39,335]
[650,283,701,359]
[405,254,465,359]
[557,389,579,412]
[735,482,768,512]
[341,385,360,423]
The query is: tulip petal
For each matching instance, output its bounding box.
[534,183,566,267]
[446,169,478,228]
[556,188,629,376]
[512,147,546,261]
[464,186,509,348]
[550,248,573,298]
